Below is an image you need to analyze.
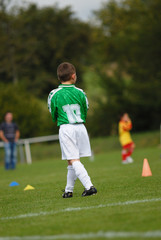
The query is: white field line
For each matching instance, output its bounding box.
[1,231,161,240]
[1,197,161,221]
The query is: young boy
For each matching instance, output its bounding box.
[48,62,97,198]
[118,113,135,164]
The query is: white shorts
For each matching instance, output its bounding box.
[59,124,92,160]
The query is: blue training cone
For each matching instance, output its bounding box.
[9,181,19,187]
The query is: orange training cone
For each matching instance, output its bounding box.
[142,158,152,177]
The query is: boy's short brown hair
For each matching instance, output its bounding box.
[57,62,76,82]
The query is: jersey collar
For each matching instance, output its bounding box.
[58,84,75,88]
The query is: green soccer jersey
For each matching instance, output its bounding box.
[48,84,89,126]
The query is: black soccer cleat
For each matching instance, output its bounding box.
[62,191,73,198]
[82,186,97,197]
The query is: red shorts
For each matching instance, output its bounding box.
[122,142,135,160]
[123,142,134,149]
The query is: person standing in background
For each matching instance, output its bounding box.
[119,113,135,164]
[0,112,20,170]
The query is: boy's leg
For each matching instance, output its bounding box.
[126,142,135,157]
[70,159,93,190]
[59,124,97,197]
[65,164,77,193]
[122,143,135,164]
[122,148,128,162]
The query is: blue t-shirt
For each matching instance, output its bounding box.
[0,122,19,142]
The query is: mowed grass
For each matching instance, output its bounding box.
[0,132,161,239]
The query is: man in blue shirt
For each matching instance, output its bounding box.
[0,112,20,169]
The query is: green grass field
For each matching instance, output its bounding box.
[0,131,161,239]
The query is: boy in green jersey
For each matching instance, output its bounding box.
[48,62,97,198]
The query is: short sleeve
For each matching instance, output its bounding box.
[0,123,4,131]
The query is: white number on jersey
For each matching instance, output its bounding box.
[62,104,83,123]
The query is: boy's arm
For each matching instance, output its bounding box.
[85,93,89,110]
[50,100,57,122]
[123,121,132,131]
[82,92,89,118]
[48,93,57,122]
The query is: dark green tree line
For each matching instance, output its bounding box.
[0,0,161,137]
[0,2,92,97]
[88,0,161,135]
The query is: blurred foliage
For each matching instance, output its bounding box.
[0,2,92,96]
[87,0,161,135]
[0,0,161,138]
[0,83,57,137]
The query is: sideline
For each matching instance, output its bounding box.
[1,231,161,239]
[1,197,161,221]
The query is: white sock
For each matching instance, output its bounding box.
[72,161,93,190]
[65,165,77,193]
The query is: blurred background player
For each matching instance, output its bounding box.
[0,112,20,170]
[118,113,135,164]
[48,62,97,198]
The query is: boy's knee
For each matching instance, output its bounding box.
[122,149,127,154]
[132,143,135,149]
[68,159,80,165]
